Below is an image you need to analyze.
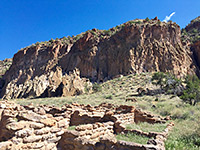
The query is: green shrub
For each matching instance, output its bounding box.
[103,30,112,36]
[68,126,76,130]
[49,38,54,43]
[151,72,167,89]
[105,95,113,99]
[73,35,81,41]
[157,20,161,25]
[182,29,188,35]
[35,42,40,46]
[84,83,90,93]
[129,20,142,24]
[193,29,198,33]
[180,75,200,105]
[92,83,102,92]
[89,30,98,36]
[145,17,150,22]
[151,72,183,95]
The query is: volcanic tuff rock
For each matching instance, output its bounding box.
[1,18,198,99]
[183,16,200,44]
[0,58,12,77]
[182,16,200,68]
[0,59,12,94]
[192,41,200,66]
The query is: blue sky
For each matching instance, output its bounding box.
[0,0,199,60]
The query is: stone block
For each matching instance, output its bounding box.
[34,127,51,135]
[40,118,56,127]
[23,135,43,143]
[15,128,33,138]
[29,122,45,129]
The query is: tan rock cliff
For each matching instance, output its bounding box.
[1,18,198,99]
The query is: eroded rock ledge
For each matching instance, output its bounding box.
[0,101,173,150]
[1,18,198,99]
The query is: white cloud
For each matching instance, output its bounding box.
[163,12,175,22]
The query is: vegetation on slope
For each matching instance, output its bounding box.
[126,122,168,133]
[18,17,175,52]
[116,132,149,144]
[0,59,12,78]
[116,122,168,144]
[182,16,200,44]
[12,72,200,149]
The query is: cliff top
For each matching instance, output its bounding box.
[17,17,179,52]
[182,16,200,43]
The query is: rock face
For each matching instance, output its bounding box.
[0,59,12,77]
[184,16,200,44]
[182,16,200,69]
[1,18,198,99]
[1,41,91,99]
[192,41,200,67]
[0,59,12,94]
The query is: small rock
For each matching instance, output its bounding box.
[50,127,61,133]
[27,142,45,149]
[40,118,56,127]
[47,136,61,143]
[44,143,57,150]
[76,124,93,131]
[56,130,64,136]
[0,141,12,150]
[29,122,45,129]
[37,107,46,115]
[11,137,23,145]
[34,127,51,135]
[6,121,28,131]
[23,135,42,143]
[0,104,6,109]
[3,109,18,117]
[15,128,33,138]
[42,133,55,140]
[19,110,46,122]
[57,119,69,128]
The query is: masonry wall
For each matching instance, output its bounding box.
[0,101,70,150]
[58,122,114,149]
[0,101,171,150]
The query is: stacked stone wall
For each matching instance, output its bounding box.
[0,101,172,150]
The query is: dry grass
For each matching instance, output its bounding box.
[11,73,200,149]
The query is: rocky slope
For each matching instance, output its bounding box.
[1,17,198,99]
[0,59,12,94]
[0,58,12,77]
[182,16,200,67]
[182,16,200,44]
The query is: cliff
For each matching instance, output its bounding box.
[0,58,12,94]
[182,16,200,68]
[0,58,12,77]
[182,16,200,44]
[1,17,198,99]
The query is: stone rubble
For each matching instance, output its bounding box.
[0,101,173,150]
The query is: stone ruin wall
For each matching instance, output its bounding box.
[0,101,173,150]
